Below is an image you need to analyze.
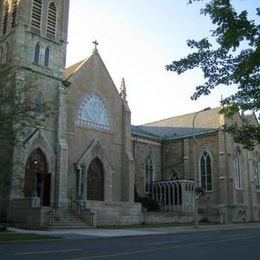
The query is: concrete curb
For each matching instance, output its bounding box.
[7,223,260,239]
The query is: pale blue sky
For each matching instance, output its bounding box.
[67,0,259,125]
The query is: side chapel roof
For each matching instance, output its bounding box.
[132,107,221,142]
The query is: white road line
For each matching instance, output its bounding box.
[220,234,243,239]
[144,240,183,245]
[69,234,260,260]
[14,248,82,256]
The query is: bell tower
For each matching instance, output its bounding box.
[0,0,70,76]
[0,0,71,220]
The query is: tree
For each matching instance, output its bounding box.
[0,66,50,220]
[166,0,260,150]
[0,67,49,145]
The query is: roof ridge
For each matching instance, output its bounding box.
[141,106,221,126]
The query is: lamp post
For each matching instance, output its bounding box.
[192,107,211,228]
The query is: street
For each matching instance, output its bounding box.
[1,227,260,259]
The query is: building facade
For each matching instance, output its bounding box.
[0,0,259,228]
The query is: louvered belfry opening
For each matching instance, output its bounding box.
[2,1,9,35]
[47,2,57,38]
[31,0,42,33]
[11,0,19,28]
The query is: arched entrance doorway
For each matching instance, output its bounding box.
[87,158,104,201]
[24,148,51,206]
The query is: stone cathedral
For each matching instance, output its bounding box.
[0,0,260,228]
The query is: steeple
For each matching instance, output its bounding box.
[120,78,127,101]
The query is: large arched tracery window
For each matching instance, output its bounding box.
[77,93,110,130]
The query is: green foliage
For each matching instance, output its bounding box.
[166,0,260,149]
[135,190,159,211]
[0,224,7,232]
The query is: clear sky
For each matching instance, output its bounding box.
[66,0,259,125]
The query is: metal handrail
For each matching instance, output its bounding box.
[70,199,94,226]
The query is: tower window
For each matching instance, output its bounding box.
[2,1,9,35]
[1,42,9,64]
[33,92,45,119]
[0,46,3,65]
[34,43,40,64]
[11,0,19,28]
[44,47,50,67]
[47,2,57,38]
[31,0,42,33]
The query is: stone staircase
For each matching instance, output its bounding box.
[48,208,91,229]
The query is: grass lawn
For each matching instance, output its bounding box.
[0,232,59,242]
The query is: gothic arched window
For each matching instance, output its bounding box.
[234,147,242,189]
[47,2,57,38]
[77,93,110,130]
[34,42,40,64]
[2,1,9,35]
[11,0,18,28]
[44,47,50,67]
[33,92,45,119]
[31,0,42,32]
[200,151,212,191]
[3,42,9,64]
[0,46,3,65]
[145,155,154,193]
[254,152,260,191]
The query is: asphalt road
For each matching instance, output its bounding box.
[1,227,260,260]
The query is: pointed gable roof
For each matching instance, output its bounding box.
[64,59,87,80]
[64,50,118,93]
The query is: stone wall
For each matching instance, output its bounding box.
[65,52,131,203]
[143,212,193,224]
[162,140,185,180]
[7,199,50,229]
[132,137,161,197]
[85,201,142,226]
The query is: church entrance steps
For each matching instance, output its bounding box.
[48,208,91,230]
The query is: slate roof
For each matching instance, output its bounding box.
[64,59,87,80]
[132,107,221,141]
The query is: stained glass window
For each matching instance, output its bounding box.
[234,147,242,189]
[200,151,212,191]
[254,152,260,191]
[145,155,154,193]
[78,93,109,130]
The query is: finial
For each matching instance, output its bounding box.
[120,78,127,100]
[92,40,99,53]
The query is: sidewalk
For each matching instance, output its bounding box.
[8,222,260,239]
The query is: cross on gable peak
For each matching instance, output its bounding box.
[92,40,99,53]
